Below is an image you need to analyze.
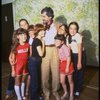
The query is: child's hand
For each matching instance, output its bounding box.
[77,63,82,70]
[10,60,16,66]
[11,70,15,77]
[9,52,16,65]
[65,67,69,74]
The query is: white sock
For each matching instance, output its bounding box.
[21,82,25,97]
[14,85,22,100]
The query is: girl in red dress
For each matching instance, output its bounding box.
[10,28,29,100]
[54,34,74,100]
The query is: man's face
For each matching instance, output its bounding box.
[41,12,51,24]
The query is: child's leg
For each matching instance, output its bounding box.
[21,75,27,98]
[60,74,68,99]
[14,76,22,100]
[25,75,30,96]
[67,74,74,98]
[6,74,15,95]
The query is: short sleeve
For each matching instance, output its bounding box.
[34,38,42,47]
[29,37,33,45]
[62,45,70,58]
[76,34,82,44]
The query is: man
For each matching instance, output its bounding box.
[41,7,60,100]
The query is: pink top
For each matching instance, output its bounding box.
[58,44,70,61]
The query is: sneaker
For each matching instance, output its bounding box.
[39,96,44,100]
[74,92,80,96]
[18,97,22,100]
[38,92,44,100]
[22,96,26,100]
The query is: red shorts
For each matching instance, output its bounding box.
[59,60,74,75]
[15,60,28,76]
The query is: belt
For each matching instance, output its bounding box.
[45,44,55,47]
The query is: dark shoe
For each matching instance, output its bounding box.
[39,92,44,100]
[22,96,27,100]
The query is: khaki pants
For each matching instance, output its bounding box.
[41,46,60,96]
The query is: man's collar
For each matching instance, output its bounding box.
[46,20,53,30]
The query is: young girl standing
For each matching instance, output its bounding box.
[5,19,30,100]
[28,24,45,100]
[54,34,74,100]
[28,24,35,56]
[19,19,31,97]
[10,28,29,100]
[68,22,86,96]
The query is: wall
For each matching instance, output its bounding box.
[1,0,14,5]
[13,0,99,66]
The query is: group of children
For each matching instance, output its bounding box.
[55,23,86,100]
[5,19,86,100]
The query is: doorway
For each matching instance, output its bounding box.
[2,3,14,62]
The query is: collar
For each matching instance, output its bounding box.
[57,44,63,49]
[46,20,54,30]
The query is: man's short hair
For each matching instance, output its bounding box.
[41,7,54,19]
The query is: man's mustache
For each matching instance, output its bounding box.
[43,20,48,24]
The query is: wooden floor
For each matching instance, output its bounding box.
[2,62,99,100]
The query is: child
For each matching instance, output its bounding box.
[19,19,31,97]
[5,50,16,99]
[57,24,68,36]
[54,34,74,100]
[24,24,35,97]
[9,50,16,77]
[68,22,86,96]
[10,28,29,100]
[28,24,45,100]
[5,19,30,99]
[28,24,35,56]
[19,18,29,30]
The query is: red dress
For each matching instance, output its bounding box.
[58,44,74,75]
[15,43,29,76]
[59,61,74,75]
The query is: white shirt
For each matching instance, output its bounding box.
[29,37,33,45]
[69,33,84,53]
[44,23,57,45]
